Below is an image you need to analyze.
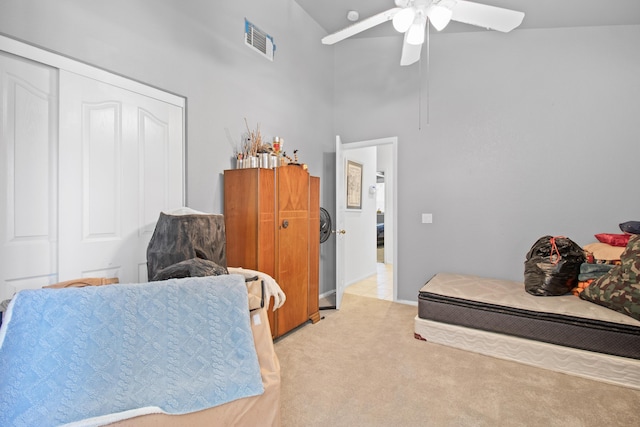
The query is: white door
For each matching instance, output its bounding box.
[0,52,57,300]
[58,71,184,284]
[335,136,398,308]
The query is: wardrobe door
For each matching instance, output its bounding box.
[58,71,184,283]
[225,168,277,336]
[275,166,309,336]
[309,176,320,323]
[0,52,57,300]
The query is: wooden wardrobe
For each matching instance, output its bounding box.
[224,165,320,338]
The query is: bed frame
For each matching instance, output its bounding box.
[414,273,640,390]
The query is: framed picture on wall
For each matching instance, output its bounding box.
[346,160,363,210]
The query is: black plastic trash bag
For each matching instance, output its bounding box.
[524,235,585,296]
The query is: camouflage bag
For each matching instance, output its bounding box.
[580,234,640,321]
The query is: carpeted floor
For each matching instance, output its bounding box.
[274,293,640,427]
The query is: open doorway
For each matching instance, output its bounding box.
[339,139,396,303]
[376,171,385,264]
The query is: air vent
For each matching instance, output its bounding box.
[244,19,275,61]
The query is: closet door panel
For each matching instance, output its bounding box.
[138,103,184,279]
[59,71,183,284]
[140,106,183,233]
[83,101,121,240]
[0,53,57,300]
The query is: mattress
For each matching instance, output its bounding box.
[415,273,640,389]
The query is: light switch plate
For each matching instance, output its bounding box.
[422,213,433,224]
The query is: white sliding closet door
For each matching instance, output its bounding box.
[1,38,185,300]
[0,52,57,300]
[58,71,184,284]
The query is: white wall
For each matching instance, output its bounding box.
[377,144,394,264]
[333,25,640,301]
[343,146,377,286]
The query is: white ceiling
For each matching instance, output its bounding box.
[295,0,640,39]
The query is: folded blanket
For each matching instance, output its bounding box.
[578,272,609,281]
[580,263,615,275]
[578,263,615,281]
[0,275,263,427]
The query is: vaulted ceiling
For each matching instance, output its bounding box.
[296,0,640,39]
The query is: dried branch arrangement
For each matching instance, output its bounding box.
[240,118,273,159]
[235,119,307,170]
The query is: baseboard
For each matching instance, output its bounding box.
[319,290,335,299]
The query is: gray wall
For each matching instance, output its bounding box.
[334,25,640,301]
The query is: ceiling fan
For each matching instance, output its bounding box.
[321,0,525,66]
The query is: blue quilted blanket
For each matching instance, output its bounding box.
[0,275,264,426]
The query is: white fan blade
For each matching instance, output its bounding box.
[392,7,416,33]
[427,5,453,31]
[322,7,401,45]
[400,31,422,66]
[451,0,524,33]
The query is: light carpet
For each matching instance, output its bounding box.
[274,293,640,427]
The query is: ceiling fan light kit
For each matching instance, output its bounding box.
[321,0,524,66]
[406,14,427,45]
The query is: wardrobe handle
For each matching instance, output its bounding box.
[282,220,289,229]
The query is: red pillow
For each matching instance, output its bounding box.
[595,233,631,247]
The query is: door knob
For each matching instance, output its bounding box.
[282,220,289,229]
